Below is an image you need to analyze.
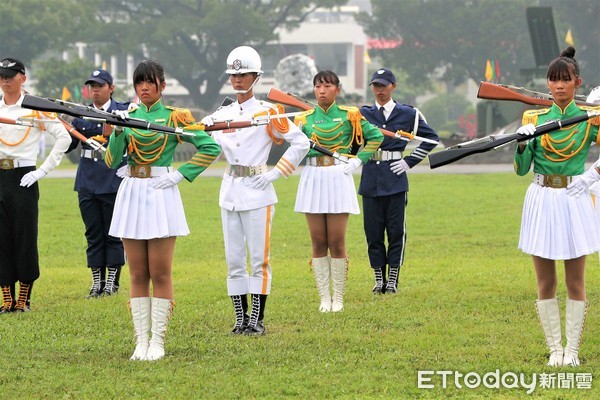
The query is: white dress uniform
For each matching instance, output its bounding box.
[208,96,309,295]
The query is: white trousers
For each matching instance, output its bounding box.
[221,205,274,295]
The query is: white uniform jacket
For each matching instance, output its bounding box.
[0,93,70,172]
[209,97,309,211]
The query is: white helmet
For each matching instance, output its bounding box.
[587,86,600,104]
[226,46,263,75]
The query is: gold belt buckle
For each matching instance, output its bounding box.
[316,156,335,167]
[544,174,568,189]
[0,159,15,170]
[130,165,152,178]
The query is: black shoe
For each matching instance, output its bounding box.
[103,286,118,296]
[372,282,385,294]
[0,302,15,314]
[86,288,104,299]
[14,305,31,312]
[243,320,265,336]
[384,286,397,294]
[231,314,249,335]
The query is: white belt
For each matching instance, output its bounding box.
[127,165,173,178]
[81,149,104,160]
[226,164,269,177]
[0,158,36,169]
[371,150,403,161]
[532,173,574,189]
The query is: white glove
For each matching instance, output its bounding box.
[247,170,281,190]
[112,109,130,120]
[567,164,600,197]
[20,169,47,187]
[390,159,410,175]
[516,123,536,136]
[201,115,215,127]
[116,165,127,178]
[153,170,184,189]
[342,158,362,175]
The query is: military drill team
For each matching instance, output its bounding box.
[1,43,599,367]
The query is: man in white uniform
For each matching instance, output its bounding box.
[202,46,309,335]
[0,58,71,313]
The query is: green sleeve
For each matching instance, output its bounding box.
[514,141,533,176]
[356,120,384,163]
[178,131,221,182]
[104,129,129,169]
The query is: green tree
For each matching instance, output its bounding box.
[89,0,348,110]
[33,58,97,100]
[0,0,97,66]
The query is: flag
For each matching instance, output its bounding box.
[72,84,82,102]
[82,85,90,100]
[565,29,574,46]
[61,86,72,101]
[484,60,493,82]
[364,50,371,64]
[494,60,501,81]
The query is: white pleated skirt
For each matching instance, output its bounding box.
[518,183,600,260]
[110,176,190,239]
[294,165,360,214]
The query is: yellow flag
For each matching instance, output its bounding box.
[364,50,371,64]
[61,86,72,101]
[484,60,493,82]
[565,29,574,46]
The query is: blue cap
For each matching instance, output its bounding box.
[85,69,113,85]
[370,68,396,85]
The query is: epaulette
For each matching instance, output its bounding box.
[522,108,550,125]
[338,105,364,121]
[166,106,196,126]
[580,105,600,126]
[294,109,315,126]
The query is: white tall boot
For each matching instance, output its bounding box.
[146,297,174,361]
[535,298,563,367]
[129,297,151,361]
[330,258,348,312]
[312,257,331,312]
[563,298,588,367]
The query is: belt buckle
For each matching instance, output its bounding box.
[130,165,152,178]
[545,174,567,188]
[317,156,334,167]
[0,159,15,169]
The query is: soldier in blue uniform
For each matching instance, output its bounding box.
[359,68,439,294]
[66,69,129,298]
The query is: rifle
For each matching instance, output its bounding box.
[266,88,439,146]
[427,110,600,169]
[477,82,597,107]
[0,115,105,152]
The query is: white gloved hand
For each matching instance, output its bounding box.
[247,170,281,190]
[342,158,362,175]
[201,115,215,127]
[567,164,600,197]
[390,159,410,175]
[516,123,536,136]
[116,165,127,178]
[20,169,47,187]
[112,109,130,120]
[153,170,184,189]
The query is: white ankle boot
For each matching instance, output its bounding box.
[312,257,331,312]
[146,297,174,361]
[535,298,563,367]
[129,297,151,361]
[563,298,588,367]
[330,258,348,312]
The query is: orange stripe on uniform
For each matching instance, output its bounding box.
[261,205,273,294]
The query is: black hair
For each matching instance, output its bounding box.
[547,46,580,81]
[133,60,165,89]
[313,70,340,87]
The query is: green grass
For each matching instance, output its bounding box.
[1,172,599,399]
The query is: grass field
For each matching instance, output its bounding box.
[1,171,599,399]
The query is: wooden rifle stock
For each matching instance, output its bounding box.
[477,82,597,107]
[428,110,600,169]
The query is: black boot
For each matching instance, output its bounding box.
[372,266,385,294]
[104,266,121,296]
[86,267,104,299]
[385,266,400,294]
[0,284,15,313]
[244,294,267,336]
[14,281,33,312]
[230,294,249,334]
